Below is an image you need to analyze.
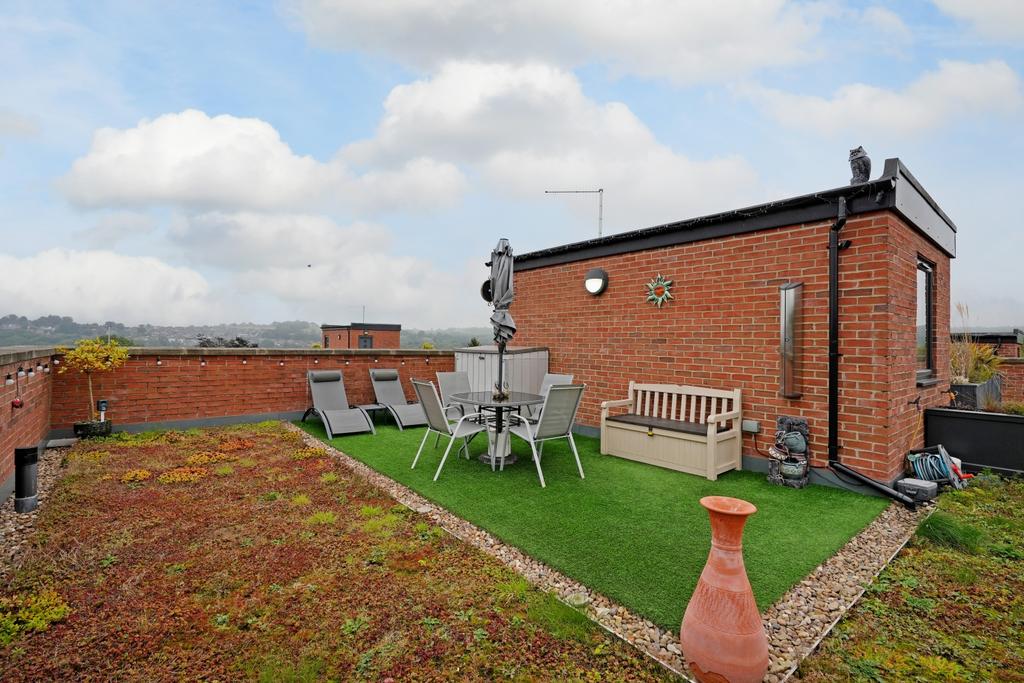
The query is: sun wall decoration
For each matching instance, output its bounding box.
[645,274,673,307]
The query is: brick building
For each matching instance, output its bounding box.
[511,158,956,485]
[956,329,1023,358]
[320,323,401,350]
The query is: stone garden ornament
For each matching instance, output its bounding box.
[849,146,871,184]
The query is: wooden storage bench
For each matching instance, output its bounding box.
[600,382,742,480]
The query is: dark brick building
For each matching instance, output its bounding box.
[320,323,401,350]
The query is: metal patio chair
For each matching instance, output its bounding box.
[301,370,375,437]
[410,379,488,482]
[508,384,586,488]
[523,372,574,423]
[369,368,428,430]
[435,370,473,446]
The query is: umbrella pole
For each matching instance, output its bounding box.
[495,341,506,398]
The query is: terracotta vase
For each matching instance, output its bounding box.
[680,496,768,683]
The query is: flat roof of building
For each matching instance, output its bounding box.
[320,323,401,331]
[514,158,956,271]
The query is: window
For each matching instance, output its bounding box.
[323,336,329,348]
[358,335,373,349]
[916,258,934,381]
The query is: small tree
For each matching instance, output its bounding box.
[467,337,480,347]
[57,338,130,422]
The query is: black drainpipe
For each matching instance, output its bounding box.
[825,196,917,509]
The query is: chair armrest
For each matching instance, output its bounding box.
[707,409,741,425]
[601,398,632,409]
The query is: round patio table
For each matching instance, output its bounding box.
[450,391,544,466]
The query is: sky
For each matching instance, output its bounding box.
[0,0,1021,329]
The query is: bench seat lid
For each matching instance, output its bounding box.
[606,413,728,435]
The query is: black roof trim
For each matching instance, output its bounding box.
[514,158,956,271]
[320,323,402,331]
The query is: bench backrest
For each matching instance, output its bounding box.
[627,382,740,425]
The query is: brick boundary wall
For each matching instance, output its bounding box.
[511,210,951,483]
[1001,359,1024,403]
[49,348,455,432]
[0,348,56,499]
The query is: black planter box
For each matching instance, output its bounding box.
[925,407,1024,475]
[949,375,1002,410]
[73,421,113,439]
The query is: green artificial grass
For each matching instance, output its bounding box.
[298,421,888,630]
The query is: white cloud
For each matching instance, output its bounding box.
[933,0,1024,41]
[742,60,1023,136]
[860,7,911,39]
[0,249,217,325]
[286,0,822,85]
[167,211,480,327]
[347,61,759,230]
[59,109,465,212]
[168,211,387,269]
[74,211,157,246]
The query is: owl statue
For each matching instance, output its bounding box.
[849,146,871,184]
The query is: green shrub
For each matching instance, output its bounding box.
[304,511,336,525]
[1001,401,1024,416]
[916,511,984,554]
[0,589,72,645]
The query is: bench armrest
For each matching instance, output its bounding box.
[600,398,632,410]
[707,409,741,425]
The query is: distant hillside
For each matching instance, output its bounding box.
[0,315,491,350]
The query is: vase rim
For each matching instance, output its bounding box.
[699,495,757,516]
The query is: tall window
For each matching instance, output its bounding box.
[916,258,934,379]
[358,335,374,349]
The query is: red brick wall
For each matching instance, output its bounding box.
[50,349,453,430]
[880,215,952,482]
[323,329,402,349]
[1002,359,1024,403]
[511,209,951,482]
[995,342,1022,358]
[0,351,54,487]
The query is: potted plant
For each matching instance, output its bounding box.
[950,303,1004,409]
[57,338,129,438]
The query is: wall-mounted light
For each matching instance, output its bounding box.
[35,363,43,373]
[425,358,430,365]
[400,360,406,366]
[4,374,13,386]
[373,358,379,363]
[52,357,60,366]
[242,358,247,365]
[43,364,50,373]
[27,367,35,377]
[156,357,162,366]
[200,358,207,367]
[345,360,350,365]
[279,360,285,366]
[584,268,609,295]
[313,358,319,364]
[17,367,25,378]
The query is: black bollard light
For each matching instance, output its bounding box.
[14,445,39,513]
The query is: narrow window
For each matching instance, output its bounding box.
[323,336,329,348]
[916,258,934,380]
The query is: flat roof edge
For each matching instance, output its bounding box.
[515,157,956,270]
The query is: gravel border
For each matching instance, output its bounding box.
[0,447,69,579]
[287,423,929,681]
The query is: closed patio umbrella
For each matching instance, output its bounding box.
[489,238,516,397]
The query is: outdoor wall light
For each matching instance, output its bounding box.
[43,364,50,373]
[27,367,35,378]
[4,374,13,386]
[400,360,405,366]
[279,360,285,366]
[35,363,43,372]
[156,357,162,366]
[200,358,207,367]
[584,268,609,295]
[313,358,319,364]
[242,358,247,365]
[344,360,350,366]
[17,367,25,378]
